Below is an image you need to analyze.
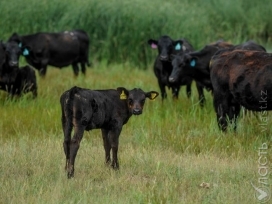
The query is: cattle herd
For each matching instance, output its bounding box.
[0,30,271,178]
[147,35,271,132]
[0,29,90,98]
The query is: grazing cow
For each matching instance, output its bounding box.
[8,29,90,77]
[210,50,272,131]
[169,41,234,92]
[60,86,159,178]
[147,35,204,102]
[170,40,266,92]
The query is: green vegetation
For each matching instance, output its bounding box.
[0,0,272,68]
[0,66,271,203]
[0,0,271,203]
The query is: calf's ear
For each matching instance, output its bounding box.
[145,91,159,100]
[117,87,129,100]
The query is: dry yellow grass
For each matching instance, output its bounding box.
[0,64,271,203]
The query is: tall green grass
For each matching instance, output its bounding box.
[0,0,272,68]
[0,66,271,203]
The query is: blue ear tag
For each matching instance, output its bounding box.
[23,48,29,56]
[175,43,181,50]
[19,42,22,48]
[190,59,196,67]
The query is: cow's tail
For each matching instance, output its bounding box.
[61,86,78,142]
[64,86,78,122]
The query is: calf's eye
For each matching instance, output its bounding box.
[128,99,133,105]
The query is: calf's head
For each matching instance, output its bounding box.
[148,35,185,61]
[117,87,159,115]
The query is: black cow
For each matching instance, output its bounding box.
[0,41,21,74]
[0,41,37,97]
[0,41,20,90]
[8,29,90,77]
[210,50,272,131]
[0,42,18,91]
[0,65,37,98]
[170,40,266,92]
[169,41,234,92]
[147,35,203,101]
[0,41,37,98]
[60,86,159,178]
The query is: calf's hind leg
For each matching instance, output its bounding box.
[61,105,73,171]
[67,124,85,178]
[62,120,72,171]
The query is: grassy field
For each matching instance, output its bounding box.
[0,0,271,203]
[0,65,271,203]
[1,0,272,68]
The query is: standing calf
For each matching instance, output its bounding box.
[60,86,159,178]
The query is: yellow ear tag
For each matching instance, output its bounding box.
[120,90,127,100]
[150,93,157,100]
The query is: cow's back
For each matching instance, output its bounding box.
[48,32,80,63]
[233,40,266,52]
[21,32,80,67]
[211,50,272,110]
